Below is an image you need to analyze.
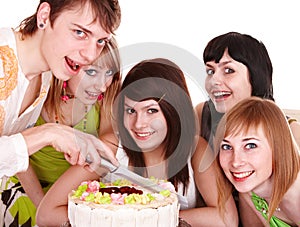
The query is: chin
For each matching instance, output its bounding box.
[232,184,252,193]
[215,106,226,113]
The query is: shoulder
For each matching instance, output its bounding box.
[195,102,205,118]
[194,102,206,133]
[191,136,214,173]
[289,120,300,147]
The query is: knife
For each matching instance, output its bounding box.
[90,157,188,209]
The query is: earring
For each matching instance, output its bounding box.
[39,23,44,29]
[97,93,104,101]
[61,81,69,102]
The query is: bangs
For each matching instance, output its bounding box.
[224,117,263,139]
[95,42,120,75]
[203,32,250,65]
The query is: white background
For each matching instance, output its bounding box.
[1,0,299,109]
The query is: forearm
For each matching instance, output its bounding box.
[21,123,58,156]
[16,164,44,207]
[36,165,99,226]
[180,203,238,227]
[0,133,28,177]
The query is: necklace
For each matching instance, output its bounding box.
[55,105,88,132]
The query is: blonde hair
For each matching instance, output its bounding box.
[215,97,300,220]
[44,36,121,123]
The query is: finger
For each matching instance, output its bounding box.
[77,152,86,166]
[64,150,80,166]
[87,164,109,176]
[94,140,119,166]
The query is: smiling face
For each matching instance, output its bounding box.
[123,97,168,153]
[67,61,114,105]
[205,50,252,113]
[40,2,111,81]
[219,125,273,194]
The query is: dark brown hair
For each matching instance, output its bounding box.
[115,58,197,193]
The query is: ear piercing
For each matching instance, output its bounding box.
[39,23,45,29]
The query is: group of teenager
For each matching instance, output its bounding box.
[0,0,299,226]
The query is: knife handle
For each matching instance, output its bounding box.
[100,158,118,172]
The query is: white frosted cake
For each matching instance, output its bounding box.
[68,179,179,227]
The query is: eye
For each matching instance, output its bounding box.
[147,108,159,114]
[125,108,135,114]
[105,69,114,77]
[206,68,214,76]
[221,143,232,151]
[224,68,234,74]
[84,69,97,77]
[75,30,87,39]
[97,39,107,45]
[245,143,257,150]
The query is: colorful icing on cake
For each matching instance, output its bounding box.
[68,178,179,226]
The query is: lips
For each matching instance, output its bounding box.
[65,57,81,73]
[134,131,154,139]
[85,91,101,99]
[212,91,231,100]
[231,170,254,181]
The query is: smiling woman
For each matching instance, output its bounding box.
[215,97,300,226]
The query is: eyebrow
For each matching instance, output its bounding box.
[124,102,159,110]
[72,23,110,41]
[206,60,232,68]
[222,137,260,143]
[73,23,93,35]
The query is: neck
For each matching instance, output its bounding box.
[251,176,274,201]
[14,30,49,79]
[142,146,167,178]
[59,98,91,127]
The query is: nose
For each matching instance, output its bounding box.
[94,76,107,93]
[231,151,246,168]
[134,113,147,129]
[211,69,223,86]
[80,42,103,64]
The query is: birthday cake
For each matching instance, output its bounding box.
[68,178,179,227]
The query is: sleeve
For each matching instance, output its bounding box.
[0,133,29,177]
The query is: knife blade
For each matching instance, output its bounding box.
[93,158,188,209]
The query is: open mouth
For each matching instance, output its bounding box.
[65,57,80,73]
[86,91,100,98]
[231,170,254,180]
[213,91,231,100]
[135,131,155,138]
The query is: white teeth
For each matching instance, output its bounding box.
[213,91,231,97]
[73,64,79,70]
[136,132,154,137]
[86,91,98,97]
[232,171,253,179]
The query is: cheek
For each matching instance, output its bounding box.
[150,119,167,136]
[150,118,166,130]
[105,78,114,88]
[205,77,211,91]
[219,152,230,170]
[123,116,131,130]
